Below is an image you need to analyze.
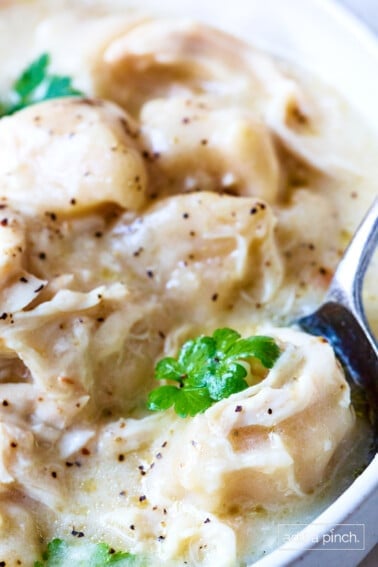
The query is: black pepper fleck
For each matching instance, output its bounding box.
[133,247,144,257]
[235,405,243,413]
[71,530,85,538]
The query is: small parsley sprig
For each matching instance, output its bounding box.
[0,53,83,118]
[34,539,141,567]
[147,328,280,417]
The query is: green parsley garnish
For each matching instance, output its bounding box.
[34,539,140,567]
[147,328,280,417]
[0,53,83,118]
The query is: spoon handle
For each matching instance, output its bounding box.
[326,197,378,358]
[298,198,378,438]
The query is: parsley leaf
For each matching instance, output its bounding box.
[14,53,50,98]
[34,539,141,567]
[0,53,83,118]
[147,385,181,411]
[147,328,280,417]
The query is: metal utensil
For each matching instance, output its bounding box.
[298,198,378,443]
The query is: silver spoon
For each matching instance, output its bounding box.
[298,198,378,446]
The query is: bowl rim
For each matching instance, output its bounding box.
[252,2,378,562]
[253,455,378,566]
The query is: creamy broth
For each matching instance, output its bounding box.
[0,1,376,566]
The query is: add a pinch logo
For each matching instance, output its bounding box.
[278,523,365,551]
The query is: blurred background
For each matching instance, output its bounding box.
[338,0,378,34]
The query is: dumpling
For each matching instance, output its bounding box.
[110,192,283,320]
[0,98,148,215]
[144,328,354,512]
[140,97,280,201]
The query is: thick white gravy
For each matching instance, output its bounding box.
[0,1,376,566]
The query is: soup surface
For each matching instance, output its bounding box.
[0,1,376,565]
